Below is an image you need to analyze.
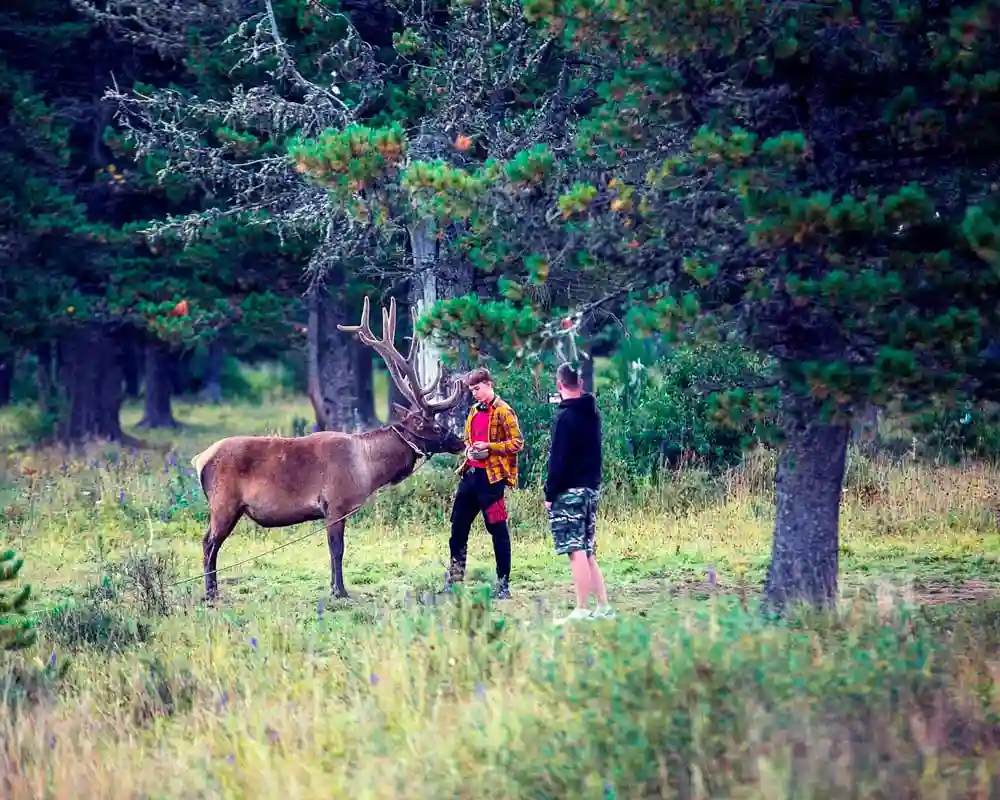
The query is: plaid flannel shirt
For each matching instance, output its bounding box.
[463,395,524,487]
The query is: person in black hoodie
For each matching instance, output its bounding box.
[544,362,613,623]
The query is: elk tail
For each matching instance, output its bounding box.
[191,440,226,495]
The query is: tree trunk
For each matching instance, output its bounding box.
[137,339,179,428]
[200,339,224,404]
[763,400,850,612]
[850,402,880,453]
[354,344,378,428]
[55,324,129,444]
[0,355,11,407]
[581,343,595,394]
[426,232,475,432]
[408,219,441,390]
[121,334,141,399]
[307,284,361,432]
[35,342,54,415]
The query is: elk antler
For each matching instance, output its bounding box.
[337,296,464,415]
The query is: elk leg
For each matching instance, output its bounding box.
[202,506,242,601]
[327,518,348,599]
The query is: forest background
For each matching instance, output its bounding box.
[3,0,1000,795]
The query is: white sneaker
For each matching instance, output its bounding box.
[591,605,616,619]
[554,607,593,626]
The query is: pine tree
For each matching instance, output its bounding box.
[0,550,36,652]
[407,0,1000,610]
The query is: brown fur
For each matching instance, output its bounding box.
[194,296,469,602]
[193,417,464,601]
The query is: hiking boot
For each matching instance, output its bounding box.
[442,554,467,593]
[492,577,511,600]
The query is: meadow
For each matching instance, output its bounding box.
[2,392,1000,798]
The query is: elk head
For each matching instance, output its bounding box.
[337,296,466,456]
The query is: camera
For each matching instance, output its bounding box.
[548,393,561,405]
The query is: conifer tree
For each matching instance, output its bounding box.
[0,551,36,652]
[407,0,1000,610]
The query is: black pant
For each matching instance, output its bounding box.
[449,468,511,582]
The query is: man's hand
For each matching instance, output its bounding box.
[544,501,552,510]
[468,442,489,460]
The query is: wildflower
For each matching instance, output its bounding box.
[219,691,230,710]
[475,681,486,700]
[226,754,235,764]
[249,637,258,649]
[119,490,127,504]
[48,651,56,668]
[369,672,379,686]
[316,599,325,619]
[49,735,56,750]
[707,567,717,587]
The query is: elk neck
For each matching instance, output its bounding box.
[359,425,422,490]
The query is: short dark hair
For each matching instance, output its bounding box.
[465,367,493,387]
[556,362,580,389]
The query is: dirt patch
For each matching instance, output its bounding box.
[910,579,999,606]
[614,576,1000,611]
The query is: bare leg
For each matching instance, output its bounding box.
[202,508,241,601]
[588,555,609,607]
[568,551,592,607]
[327,518,348,598]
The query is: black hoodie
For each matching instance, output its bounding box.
[544,393,603,503]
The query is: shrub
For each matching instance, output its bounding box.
[908,400,1000,464]
[489,337,769,491]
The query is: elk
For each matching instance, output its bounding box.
[191,296,467,601]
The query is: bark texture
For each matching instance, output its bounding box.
[763,399,850,612]
[200,339,224,404]
[137,339,179,428]
[55,324,129,444]
[307,284,362,432]
[354,345,378,428]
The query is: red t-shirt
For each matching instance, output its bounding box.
[467,409,490,467]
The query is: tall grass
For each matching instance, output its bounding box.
[1,398,999,797]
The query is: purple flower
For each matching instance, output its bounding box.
[48,651,56,668]
[48,735,56,750]
[369,672,380,686]
[316,599,325,619]
[249,637,258,649]
[707,567,717,587]
[219,691,230,710]
[475,681,486,699]
[225,754,235,765]
[119,490,127,504]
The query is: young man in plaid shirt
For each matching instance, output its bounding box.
[445,367,524,599]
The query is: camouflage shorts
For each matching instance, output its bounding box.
[548,487,600,556]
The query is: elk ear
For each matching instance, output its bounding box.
[391,402,412,421]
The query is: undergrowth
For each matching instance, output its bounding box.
[0,398,999,797]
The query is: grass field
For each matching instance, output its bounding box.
[2,396,1000,798]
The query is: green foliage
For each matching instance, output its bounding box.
[515,598,1000,797]
[392,0,1000,450]
[909,401,1000,463]
[0,549,36,651]
[474,336,770,489]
